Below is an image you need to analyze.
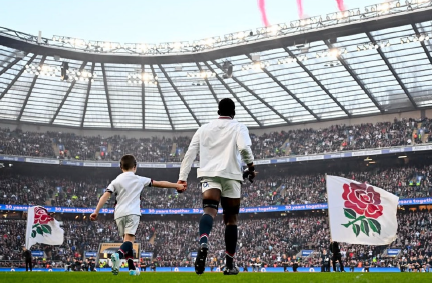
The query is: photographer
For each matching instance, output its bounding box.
[74,258,81,271]
[255,257,262,272]
[250,257,257,272]
[150,260,157,272]
[140,259,147,272]
[400,257,407,272]
[349,260,356,272]
[242,261,249,272]
[282,254,289,272]
[82,258,89,271]
[209,257,216,272]
[291,255,299,272]
[88,257,96,271]
[321,249,330,272]
[364,260,370,272]
[64,258,72,272]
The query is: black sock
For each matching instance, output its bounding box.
[225,225,237,269]
[128,259,136,270]
[118,241,133,259]
[199,214,213,245]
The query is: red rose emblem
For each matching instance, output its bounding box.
[33,207,53,225]
[342,182,383,219]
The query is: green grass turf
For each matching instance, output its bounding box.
[1,272,432,283]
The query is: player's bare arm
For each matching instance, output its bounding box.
[152,180,186,193]
[90,191,111,221]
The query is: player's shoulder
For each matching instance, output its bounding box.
[136,174,151,180]
[135,174,152,185]
[232,120,249,131]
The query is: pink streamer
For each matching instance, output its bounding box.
[258,0,270,27]
[336,0,345,11]
[296,0,304,19]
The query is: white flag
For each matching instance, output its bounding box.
[326,175,399,245]
[25,206,64,249]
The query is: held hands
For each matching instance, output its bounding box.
[90,212,98,221]
[176,180,187,193]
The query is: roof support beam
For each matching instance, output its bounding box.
[211,60,291,125]
[0,57,22,77]
[141,64,146,129]
[324,40,384,113]
[366,31,417,109]
[150,65,174,130]
[248,52,320,121]
[80,62,95,128]
[412,24,432,72]
[0,54,37,100]
[50,61,88,124]
[101,63,114,128]
[158,64,201,127]
[283,47,351,118]
[17,55,46,121]
[196,62,219,104]
[203,61,262,127]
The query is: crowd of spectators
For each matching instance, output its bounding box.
[1,209,432,269]
[1,117,432,161]
[106,135,178,163]
[0,129,53,158]
[1,164,431,209]
[251,118,432,159]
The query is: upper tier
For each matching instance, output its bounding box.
[0,117,431,163]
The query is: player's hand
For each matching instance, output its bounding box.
[176,180,187,193]
[90,213,98,221]
[243,167,257,183]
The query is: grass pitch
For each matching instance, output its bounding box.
[1,272,431,283]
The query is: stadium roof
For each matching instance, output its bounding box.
[1,1,432,130]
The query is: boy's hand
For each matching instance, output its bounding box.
[90,213,98,221]
[176,180,187,193]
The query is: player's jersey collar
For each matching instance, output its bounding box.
[218,116,232,120]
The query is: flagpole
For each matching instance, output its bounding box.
[25,206,32,249]
[325,173,333,242]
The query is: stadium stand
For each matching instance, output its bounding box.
[1,117,431,161]
[1,164,431,209]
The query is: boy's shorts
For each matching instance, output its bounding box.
[200,176,241,198]
[115,215,140,237]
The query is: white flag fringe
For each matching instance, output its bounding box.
[25,206,64,249]
[326,175,399,245]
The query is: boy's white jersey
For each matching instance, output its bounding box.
[105,172,152,219]
[179,117,254,181]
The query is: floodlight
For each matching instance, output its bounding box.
[61,62,69,81]
[222,61,233,79]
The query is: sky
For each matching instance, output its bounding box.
[1,0,383,44]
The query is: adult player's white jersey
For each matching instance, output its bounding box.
[106,172,152,219]
[179,116,254,181]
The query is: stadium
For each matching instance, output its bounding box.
[1,0,432,282]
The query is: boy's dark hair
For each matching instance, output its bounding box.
[217,98,235,117]
[120,154,137,170]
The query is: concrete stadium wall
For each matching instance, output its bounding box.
[0,109,431,139]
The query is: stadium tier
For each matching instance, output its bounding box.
[1,164,431,209]
[1,117,432,161]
